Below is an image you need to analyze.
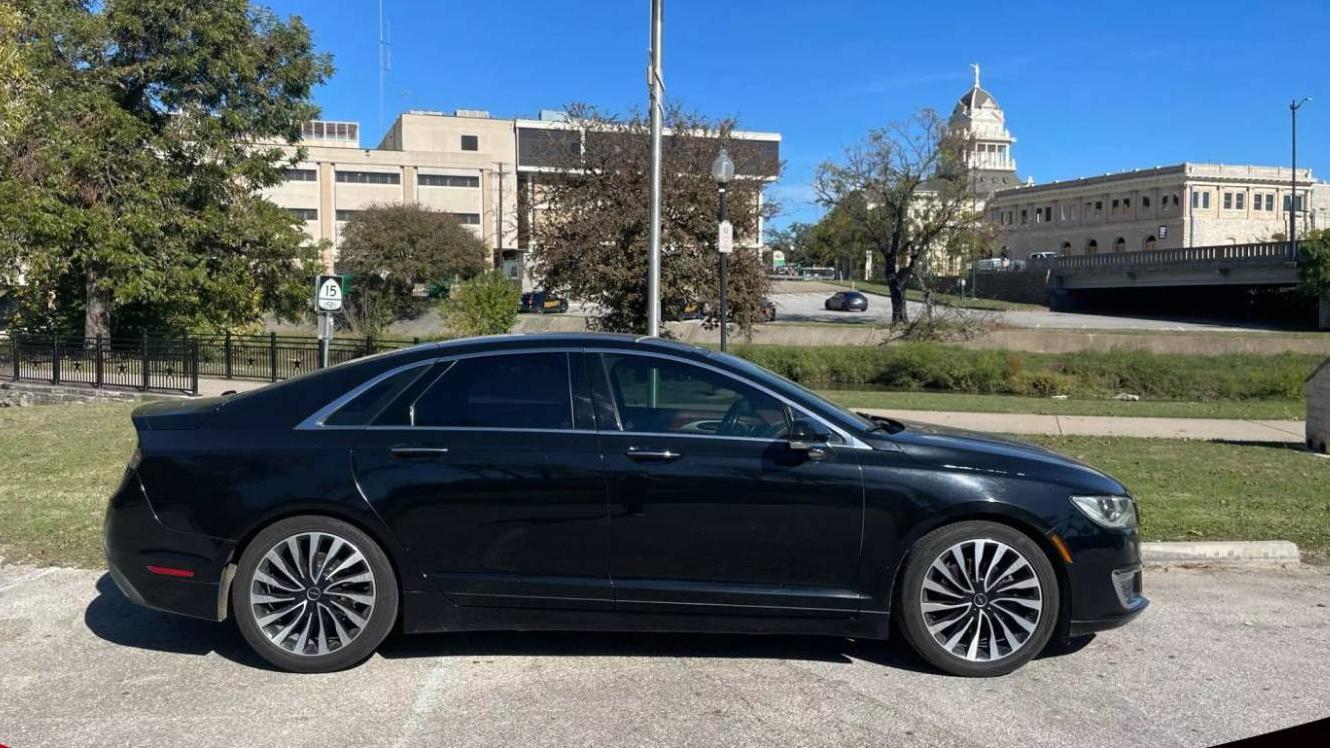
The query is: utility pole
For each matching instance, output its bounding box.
[1290,97,1311,258]
[646,0,664,337]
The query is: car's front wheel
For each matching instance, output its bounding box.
[233,516,399,673]
[897,521,1059,677]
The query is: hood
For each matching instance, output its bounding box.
[884,419,1126,494]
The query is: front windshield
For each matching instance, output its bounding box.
[709,351,881,433]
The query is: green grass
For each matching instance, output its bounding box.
[1,403,1325,567]
[828,279,1048,312]
[1021,435,1330,562]
[821,390,1304,420]
[0,401,137,568]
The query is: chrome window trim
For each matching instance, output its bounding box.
[296,345,872,450]
[588,348,871,450]
[294,359,436,431]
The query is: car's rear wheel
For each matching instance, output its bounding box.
[233,516,398,673]
[897,521,1059,677]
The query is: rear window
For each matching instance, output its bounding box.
[409,353,572,430]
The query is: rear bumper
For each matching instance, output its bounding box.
[103,467,235,622]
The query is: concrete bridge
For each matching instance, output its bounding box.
[1049,241,1299,290]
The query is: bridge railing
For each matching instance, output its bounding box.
[1054,241,1297,272]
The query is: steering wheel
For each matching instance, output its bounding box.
[719,398,752,437]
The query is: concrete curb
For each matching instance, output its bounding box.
[1141,540,1301,567]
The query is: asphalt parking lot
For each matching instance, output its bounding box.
[1,563,1327,747]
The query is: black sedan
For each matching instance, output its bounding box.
[105,333,1146,675]
[824,291,869,312]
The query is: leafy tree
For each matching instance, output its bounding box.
[815,109,984,323]
[442,269,520,338]
[0,0,332,337]
[336,203,488,336]
[526,103,778,335]
[1298,229,1330,298]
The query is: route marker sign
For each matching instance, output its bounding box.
[315,275,344,312]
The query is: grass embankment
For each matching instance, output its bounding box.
[1,401,1325,567]
[1023,435,1329,563]
[823,390,1303,421]
[828,279,1047,312]
[735,344,1320,402]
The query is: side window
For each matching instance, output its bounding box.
[323,364,429,426]
[411,353,572,430]
[601,354,790,439]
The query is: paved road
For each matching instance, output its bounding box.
[771,287,1273,332]
[1,563,1327,747]
[861,409,1307,443]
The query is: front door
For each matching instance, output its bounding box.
[590,352,865,617]
[352,351,610,609]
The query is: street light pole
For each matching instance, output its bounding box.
[1290,97,1310,258]
[646,0,664,337]
[711,148,735,352]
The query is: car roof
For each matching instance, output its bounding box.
[419,332,714,360]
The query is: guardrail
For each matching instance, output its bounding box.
[1054,241,1297,271]
[0,332,421,396]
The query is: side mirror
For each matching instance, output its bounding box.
[787,419,831,457]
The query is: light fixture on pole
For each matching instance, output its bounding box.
[1290,97,1311,258]
[711,147,735,351]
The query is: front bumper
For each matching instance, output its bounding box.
[1062,529,1150,637]
[103,467,236,622]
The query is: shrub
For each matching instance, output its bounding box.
[441,270,520,338]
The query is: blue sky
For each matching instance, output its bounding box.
[266,0,1328,230]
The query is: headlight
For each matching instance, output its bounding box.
[1071,495,1138,530]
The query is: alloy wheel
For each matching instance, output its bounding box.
[919,538,1044,663]
[248,531,377,657]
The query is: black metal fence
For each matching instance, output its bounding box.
[0,332,420,396]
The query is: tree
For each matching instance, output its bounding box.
[526,103,778,335]
[814,109,984,323]
[1298,229,1330,298]
[0,0,332,337]
[336,203,488,336]
[442,269,520,338]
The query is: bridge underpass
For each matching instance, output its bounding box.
[1040,241,1328,329]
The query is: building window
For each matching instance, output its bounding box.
[1202,192,1210,209]
[335,209,359,221]
[1143,235,1157,251]
[1061,241,1072,255]
[336,170,400,185]
[1266,194,1275,211]
[461,135,479,151]
[1285,195,1305,212]
[1172,194,1180,207]
[1094,200,1103,212]
[1142,196,1151,209]
[418,174,480,188]
[1223,192,1232,209]
[288,208,318,221]
[1021,209,1028,224]
[1113,237,1126,253]
[1235,193,1245,210]
[1111,199,1120,211]
[1086,239,1098,254]
[1123,197,1131,209]
[1044,207,1052,222]
[451,213,481,225]
[1190,191,1199,209]
[283,168,317,182]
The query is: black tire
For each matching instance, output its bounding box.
[233,515,399,673]
[896,520,1059,677]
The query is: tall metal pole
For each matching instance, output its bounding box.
[646,0,664,337]
[1289,98,1308,258]
[718,187,729,351]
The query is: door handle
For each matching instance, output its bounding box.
[390,445,450,459]
[625,447,682,463]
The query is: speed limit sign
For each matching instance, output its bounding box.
[315,274,344,312]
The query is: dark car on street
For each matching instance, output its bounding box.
[518,291,569,314]
[105,333,1147,676]
[760,299,777,322]
[824,291,868,312]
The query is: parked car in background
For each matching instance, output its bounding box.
[519,291,569,314]
[974,257,1011,271]
[759,299,777,322]
[105,333,1147,676]
[801,266,837,280]
[1029,251,1058,262]
[678,301,709,321]
[824,291,868,312]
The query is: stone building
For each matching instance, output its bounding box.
[988,163,1329,260]
[262,110,781,288]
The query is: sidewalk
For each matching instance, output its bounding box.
[862,408,1306,443]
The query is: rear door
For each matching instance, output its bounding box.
[350,350,611,609]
